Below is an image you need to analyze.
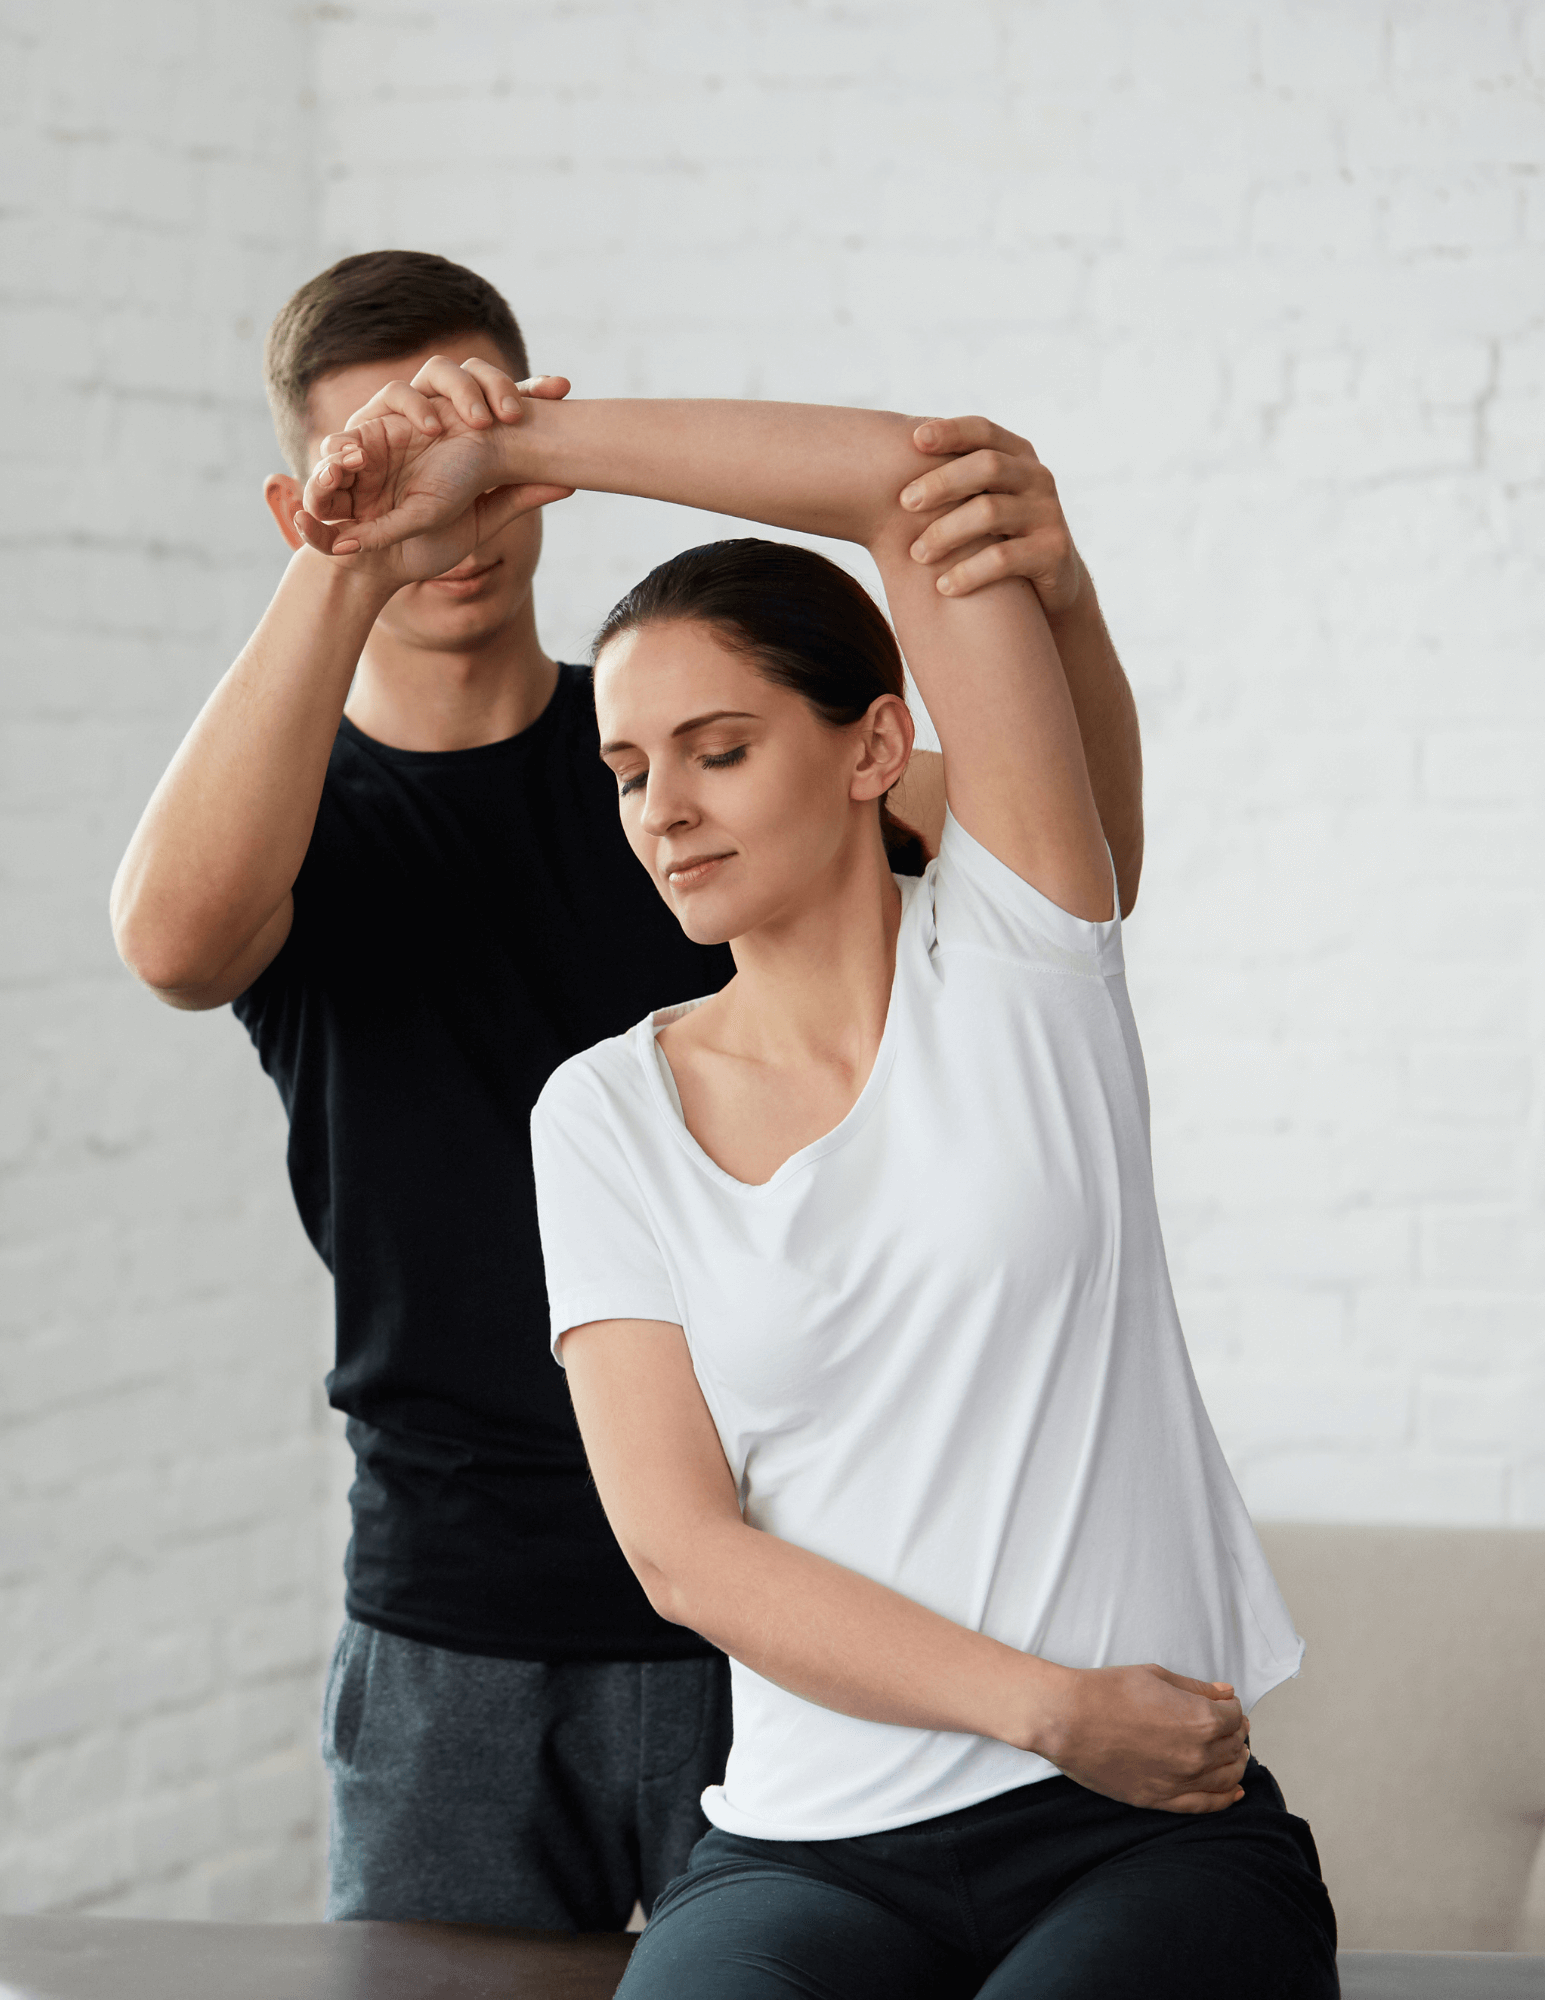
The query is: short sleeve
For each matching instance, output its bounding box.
[530,1056,682,1363]
[930,808,1124,976]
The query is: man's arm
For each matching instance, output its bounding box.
[110,372,571,1010]
[111,554,394,1008]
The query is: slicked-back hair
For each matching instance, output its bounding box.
[592,538,932,877]
[263,250,530,475]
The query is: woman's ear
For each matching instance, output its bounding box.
[849,693,915,804]
[263,473,306,552]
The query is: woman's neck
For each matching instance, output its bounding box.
[657,833,906,1187]
[712,841,904,1075]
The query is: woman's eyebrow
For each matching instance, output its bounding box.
[600,710,760,756]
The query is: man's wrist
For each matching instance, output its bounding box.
[291,542,401,619]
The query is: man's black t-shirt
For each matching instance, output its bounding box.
[233,665,734,1659]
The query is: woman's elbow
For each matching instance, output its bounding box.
[629,1551,696,1629]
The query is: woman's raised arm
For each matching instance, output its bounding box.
[301,395,939,561]
[869,504,1115,921]
[300,394,1114,916]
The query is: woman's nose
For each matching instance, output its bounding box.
[641,777,696,837]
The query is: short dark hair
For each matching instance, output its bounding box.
[592,538,931,877]
[263,250,530,474]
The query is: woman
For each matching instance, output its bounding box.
[300,391,1338,1997]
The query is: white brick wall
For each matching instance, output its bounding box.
[4,0,1541,1924]
[315,0,1544,1525]
[1,0,340,1921]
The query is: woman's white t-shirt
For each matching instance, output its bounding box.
[530,810,1303,1843]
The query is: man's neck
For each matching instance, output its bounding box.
[343,594,560,753]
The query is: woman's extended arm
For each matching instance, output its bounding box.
[562,1315,1251,1816]
[301,396,1115,917]
[302,395,938,561]
[304,364,1144,912]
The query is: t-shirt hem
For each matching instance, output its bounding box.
[701,1757,1064,1842]
[344,1600,721,1664]
[1239,1635,1308,1710]
[548,1287,683,1362]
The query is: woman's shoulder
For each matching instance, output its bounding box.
[533,1021,652,1136]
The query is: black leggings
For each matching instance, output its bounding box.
[619,1757,1338,2000]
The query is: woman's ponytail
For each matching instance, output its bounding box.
[879,799,930,878]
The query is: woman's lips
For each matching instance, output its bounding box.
[666,853,734,890]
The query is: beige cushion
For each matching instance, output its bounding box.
[1251,1525,1545,1952]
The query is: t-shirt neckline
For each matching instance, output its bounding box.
[636,874,924,1196]
[336,661,575,769]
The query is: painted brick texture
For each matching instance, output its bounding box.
[1,0,340,1924]
[4,0,1541,1925]
[315,0,1544,1521]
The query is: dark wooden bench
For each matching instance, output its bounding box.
[0,1915,635,1999]
[4,1915,1544,1997]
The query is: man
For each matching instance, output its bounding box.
[111,250,1142,1929]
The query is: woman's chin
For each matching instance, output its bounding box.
[663,878,750,950]
[671,901,738,949]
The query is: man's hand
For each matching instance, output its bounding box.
[342,355,572,443]
[1034,1663,1251,1814]
[900,416,1086,616]
[294,359,573,577]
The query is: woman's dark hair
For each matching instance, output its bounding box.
[590,538,932,876]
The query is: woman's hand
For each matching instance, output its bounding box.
[901,416,1087,615]
[1033,1662,1252,1814]
[293,360,574,577]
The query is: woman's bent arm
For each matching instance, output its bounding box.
[563,1317,1251,1816]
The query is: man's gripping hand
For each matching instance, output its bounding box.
[294,357,573,576]
[900,416,1088,616]
[341,354,572,444]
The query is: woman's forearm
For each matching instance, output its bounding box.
[489,398,933,550]
[651,1514,1065,1756]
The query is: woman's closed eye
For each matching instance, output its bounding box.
[615,744,747,798]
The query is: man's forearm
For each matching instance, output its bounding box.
[1046,570,1143,915]
[489,398,934,551]
[111,549,393,997]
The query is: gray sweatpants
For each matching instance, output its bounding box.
[321,1618,734,1929]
